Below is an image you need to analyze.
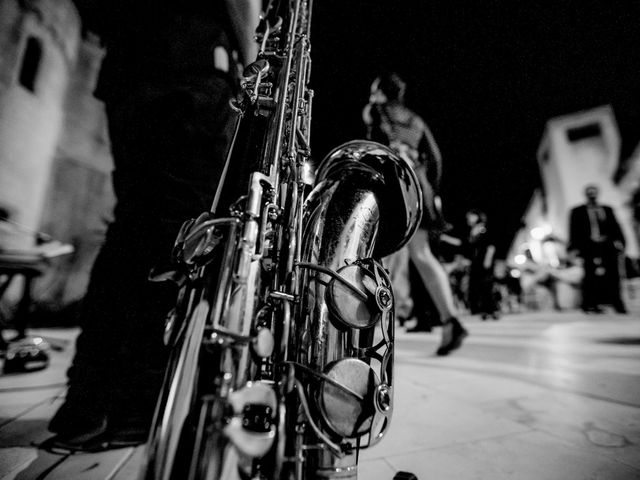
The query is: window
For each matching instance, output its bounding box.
[19,36,42,93]
[540,149,550,163]
[566,123,602,143]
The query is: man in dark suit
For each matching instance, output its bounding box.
[568,184,627,313]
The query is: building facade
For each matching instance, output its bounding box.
[0,0,114,312]
[510,106,640,310]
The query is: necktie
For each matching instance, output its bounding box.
[587,206,603,241]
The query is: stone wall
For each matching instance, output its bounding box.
[0,0,80,245]
[36,36,115,309]
[0,0,115,315]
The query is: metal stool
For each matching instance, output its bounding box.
[0,255,47,346]
[0,242,73,371]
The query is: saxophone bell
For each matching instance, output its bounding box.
[316,141,423,257]
[289,140,422,477]
[140,0,424,476]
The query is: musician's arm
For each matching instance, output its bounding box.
[224,0,261,66]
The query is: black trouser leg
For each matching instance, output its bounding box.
[51,76,235,436]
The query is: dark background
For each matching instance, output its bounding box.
[309,1,640,256]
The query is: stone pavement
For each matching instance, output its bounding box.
[1,311,639,479]
[360,311,640,480]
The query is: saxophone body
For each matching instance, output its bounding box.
[139,1,422,479]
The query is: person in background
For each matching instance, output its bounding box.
[363,72,467,355]
[493,260,522,313]
[568,184,627,314]
[47,0,260,451]
[465,208,500,319]
[447,253,471,314]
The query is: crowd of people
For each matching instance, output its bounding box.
[393,183,631,331]
[364,73,631,334]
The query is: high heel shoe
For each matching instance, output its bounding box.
[436,317,468,356]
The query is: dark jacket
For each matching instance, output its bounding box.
[568,203,625,256]
[72,0,232,99]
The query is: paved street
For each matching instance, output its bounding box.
[361,311,640,480]
[1,310,639,479]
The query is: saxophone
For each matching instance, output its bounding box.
[139,1,422,479]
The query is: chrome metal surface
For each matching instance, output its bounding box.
[291,141,421,476]
[317,141,423,258]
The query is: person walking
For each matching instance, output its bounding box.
[465,209,500,319]
[363,73,467,355]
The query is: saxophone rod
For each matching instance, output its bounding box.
[295,262,368,301]
[268,0,301,197]
[210,110,243,215]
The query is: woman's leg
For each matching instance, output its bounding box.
[384,247,413,322]
[407,229,467,354]
[407,229,456,320]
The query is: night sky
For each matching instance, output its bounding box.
[309,1,640,256]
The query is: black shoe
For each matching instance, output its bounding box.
[40,431,111,453]
[106,428,149,448]
[43,405,109,453]
[49,399,108,437]
[436,317,468,356]
[106,414,151,447]
[406,324,432,333]
[393,472,418,480]
[42,417,148,453]
[582,306,603,314]
[613,302,627,314]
